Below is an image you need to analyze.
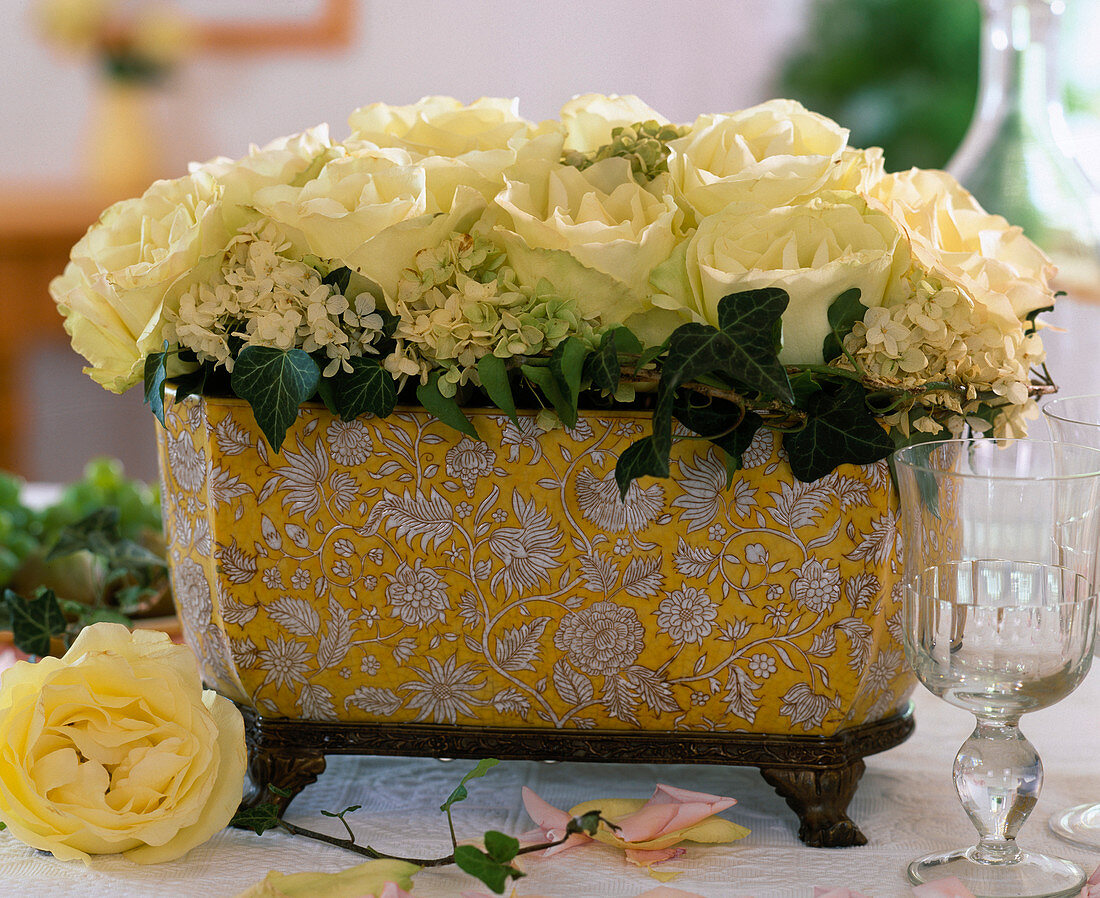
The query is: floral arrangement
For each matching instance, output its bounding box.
[51,94,1054,489]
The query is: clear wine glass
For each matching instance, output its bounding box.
[1043,395,1100,850]
[895,438,1100,897]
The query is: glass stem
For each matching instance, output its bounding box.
[954,717,1042,864]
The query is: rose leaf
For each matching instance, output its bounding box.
[477,354,518,425]
[416,372,479,440]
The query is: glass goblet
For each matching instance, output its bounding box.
[895,439,1100,897]
[1043,394,1100,849]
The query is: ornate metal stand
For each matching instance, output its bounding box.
[239,704,914,848]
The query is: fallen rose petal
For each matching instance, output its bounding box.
[814,888,872,898]
[615,784,737,843]
[633,888,711,898]
[911,878,978,898]
[625,846,685,868]
[520,786,591,856]
[1083,863,1100,897]
[232,859,419,898]
[569,796,749,851]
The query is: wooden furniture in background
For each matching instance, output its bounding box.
[0,186,102,477]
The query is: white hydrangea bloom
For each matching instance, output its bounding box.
[164,220,386,375]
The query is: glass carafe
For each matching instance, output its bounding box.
[948,0,1100,299]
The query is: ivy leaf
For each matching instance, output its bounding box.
[569,811,604,837]
[321,266,353,296]
[171,363,210,404]
[440,758,500,813]
[4,588,67,657]
[46,507,120,561]
[315,376,340,415]
[550,337,587,413]
[614,436,669,498]
[482,830,520,863]
[521,364,575,428]
[453,844,524,894]
[673,400,762,468]
[231,347,320,451]
[416,373,479,439]
[713,289,793,402]
[143,345,169,427]
[230,802,282,835]
[332,357,397,420]
[583,327,642,394]
[785,379,895,482]
[477,354,518,425]
[821,288,864,363]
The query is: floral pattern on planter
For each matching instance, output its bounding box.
[157,390,915,735]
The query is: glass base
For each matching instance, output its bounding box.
[908,846,1085,898]
[1049,801,1100,851]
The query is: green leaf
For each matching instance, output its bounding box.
[416,373,479,439]
[821,288,864,362]
[614,436,669,498]
[482,830,520,863]
[143,345,169,427]
[332,357,398,420]
[171,363,210,404]
[713,289,793,402]
[440,758,500,813]
[4,588,67,656]
[321,804,362,818]
[231,347,321,451]
[550,337,587,413]
[583,327,642,394]
[785,380,896,482]
[230,802,282,835]
[46,507,120,561]
[477,354,518,424]
[453,844,524,894]
[673,400,762,467]
[322,266,353,295]
[315,376,340,415]
[521,364,575,428]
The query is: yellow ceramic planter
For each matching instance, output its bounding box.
[157,387,915,737]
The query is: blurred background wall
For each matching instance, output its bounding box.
[3,0,1100,483]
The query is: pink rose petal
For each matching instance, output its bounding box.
[1081,863,1100,897]
[624,846,686,867]
[814,888,873,898]
[379,884,415,898]
[615,784,737,843]
[911,878,978,898]
[520,786,591,857]
[633,888,710,898]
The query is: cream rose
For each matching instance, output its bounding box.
[192,124,337,226]
[494,155,684,332]
[667,99,850,219]
[870,168,1056,325]
[50,171,229,393]
[0,623,246,864]
[655,192,908,364]
[347,95,548,156]
[559,93,670,153]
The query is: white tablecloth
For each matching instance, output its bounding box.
[1,672,1098,898]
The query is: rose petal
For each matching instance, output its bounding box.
[614,784,736,842]
[911,878,978,898]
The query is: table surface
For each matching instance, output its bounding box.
[1,671,1098,898]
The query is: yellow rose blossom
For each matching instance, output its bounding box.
[0,623,246,864]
